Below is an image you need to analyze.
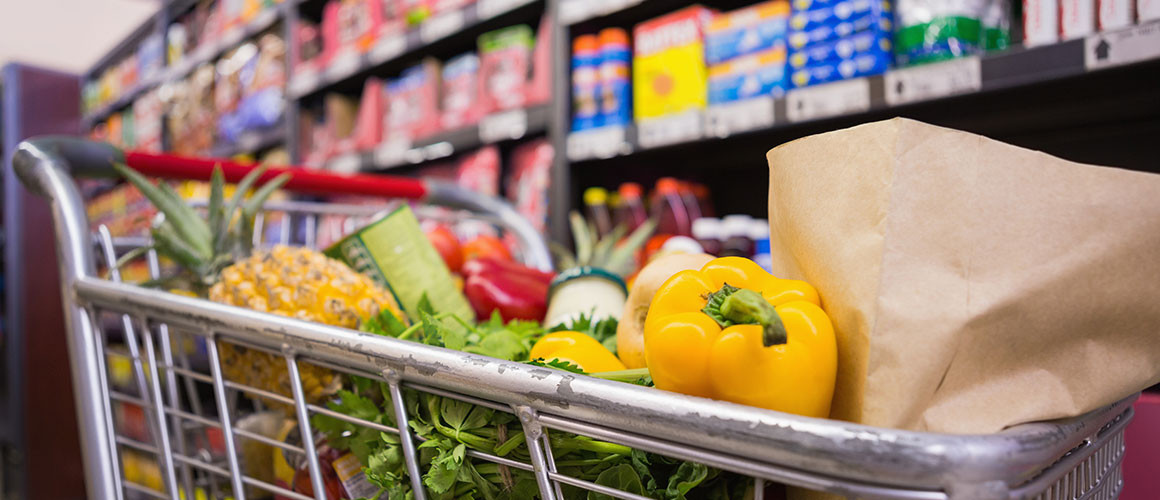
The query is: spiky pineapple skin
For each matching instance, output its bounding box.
[209,245,403,405]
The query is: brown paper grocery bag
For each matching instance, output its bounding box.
[766,118,1160,434]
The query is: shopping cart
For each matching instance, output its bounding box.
[13,137,1135,500]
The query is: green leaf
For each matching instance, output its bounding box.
[630,450,658,494]
[664,462,709,500]
[219,164,268,249]
[606,219,657,277]
[569,212,594,266]
[467,330,526,361]
[363,308,409,337]
[526,358,586,374]
[590,225,627,269]
[152,222,207,274]
[421,440,466,493]
[113,162,211,259]
[417,292,436,318]
[588,464,644,500]
[208,166,225,252]
[550,241,578,270]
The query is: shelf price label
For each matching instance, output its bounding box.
[884,57,981,107]
[374,138,415,168]
[421,10,466,43]
[479,109,528,143]
[638,111,704,149]
[327,52,362,82]
[477,0,530,20]
[566,126,629,161]
[237,132,262,153]
[558,0,592,24]
[705,96,775,138]
[1084,20,1160,70]
[370,35,407,64]
[786,78,871,123]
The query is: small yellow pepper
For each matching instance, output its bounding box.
[530,331,627,373]
[643,257,837,417]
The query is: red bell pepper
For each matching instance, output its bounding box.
[462,257,553,321]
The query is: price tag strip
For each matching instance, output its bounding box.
[421,10,466,43]
[884,57,981,107]
[369,35,407,64]
[786,78,871,123]
[328,153,363,174]
[479,109,529,143]
[566,126,630,161]
[705,96,776,138]
[288,70,322,98]
[1084,20,1160,71]
[326,52,362,82]
[637,111,704,149]
[477,0,532,20]
[374,138,415,168]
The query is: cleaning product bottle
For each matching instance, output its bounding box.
[598,28,631,127]
[651,177,692,237]
[749,218,772,271]
[583,187,614,237]
[615,182,648,232]
[571,35,602,131]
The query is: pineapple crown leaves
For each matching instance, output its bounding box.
[551,211,656,277]
[111,162,291,286]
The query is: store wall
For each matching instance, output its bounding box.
[2,63,86,500]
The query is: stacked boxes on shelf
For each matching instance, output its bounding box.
[632,7,715,121]
[705,1,791,103]
[789,0,893,86]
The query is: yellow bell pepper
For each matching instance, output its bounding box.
[643,257,837,417]
[530,331,627,373]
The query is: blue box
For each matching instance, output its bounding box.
[705,1,791,65]
[788,29,892,68]
[789,0,890,32]
[708,47,790,103]
[788,13,892,49]
[789,49,890,87]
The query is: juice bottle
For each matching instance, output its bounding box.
[650,177,692,237]
[691,182,715,218]
[720,214,754,257]
[584,187,614,237]
[571,35,601,131]
[598,28,632,127]
[678,180,703,222]
[615,182,648,232]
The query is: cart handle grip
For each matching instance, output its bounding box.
[14,137,553,270]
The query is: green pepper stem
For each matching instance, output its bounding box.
[719,288,788,346]
[589,368,650,382]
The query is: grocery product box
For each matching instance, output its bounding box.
[633,6,716,120]
[478,25,535,113]
[789,48,890,87]
[384,59,442,140]
[708,46,790,103]
[705,1,791,64]
[1023,0,1060,46]
[1060,0,1097,38]
[789,29,891,68]
[442,53,483,130]
[1099,0,1136,28]
[787,8,892,49]
[789,0,890,32]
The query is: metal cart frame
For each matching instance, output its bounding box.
[14,137,1135,500]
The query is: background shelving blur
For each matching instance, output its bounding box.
[79,0,1159,246]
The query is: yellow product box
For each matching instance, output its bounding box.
[632,6,716,120]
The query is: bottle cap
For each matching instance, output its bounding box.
[722,215,753,237]
[573,35,599,53]
[748,219,770,241]
[691,217,722,240]
[618,182,642,200]
[598,28,629,47]
[584,187,608,206]
[656,177,680,194]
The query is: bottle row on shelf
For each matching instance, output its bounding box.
[566,0,1160,159]
[300,19,551,170]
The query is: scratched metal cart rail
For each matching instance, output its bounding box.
[14,137,1136,500]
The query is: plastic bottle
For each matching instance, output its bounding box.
[571,35,602,131]
[749,219,773,272]
[691,182,715,218]
[615,182,648,232]
[651,177,692,237]
[678,181,703,222]
[598,28,632,127]
[583,187,614,237]
[719,214,754,257]
[691,217,723,255]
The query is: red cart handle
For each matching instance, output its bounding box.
[124,151,428,199]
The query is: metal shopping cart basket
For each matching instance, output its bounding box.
[13,137,1136,500]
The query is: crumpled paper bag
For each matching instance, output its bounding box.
[765,118,1160,434]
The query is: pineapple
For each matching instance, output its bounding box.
[114,163,405,406]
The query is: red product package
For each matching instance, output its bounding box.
[430,0,475,15]
[354,77,384,150]
[322,0,383,65]
[377,0,407,38]
[384,59,442,141]
[478,25,535,114]
[456,145,501,196]
[506,139,554,234]
[526,14,553,105]
[441,52,483,130]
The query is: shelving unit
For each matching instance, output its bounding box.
[79,0,1160,243]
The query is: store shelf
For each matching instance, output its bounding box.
[161,7,283,85]
[325,103,550,173]
[80,73,163,128]
[558,0,643,25]
[287,0,538,99]
[209,123,286,159]
[567,20,1160,162]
